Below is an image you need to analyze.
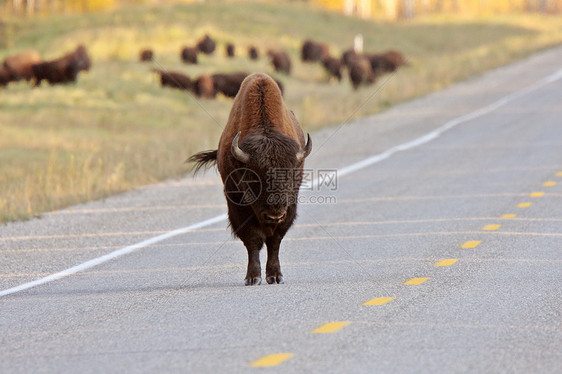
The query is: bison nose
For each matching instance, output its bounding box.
[263,212,286,224]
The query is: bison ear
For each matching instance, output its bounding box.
[296,133,312,163]
[231,131,250,164]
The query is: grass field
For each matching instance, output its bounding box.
[1,1,562,223]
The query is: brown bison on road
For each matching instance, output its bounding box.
[189,73,312,286]
[3,50,41,81]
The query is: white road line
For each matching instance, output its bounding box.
[2,68,561,298]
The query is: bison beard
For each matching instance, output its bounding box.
[189,73,311,286]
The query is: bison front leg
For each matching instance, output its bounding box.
[242,237,264,286]
[265,235,284,284]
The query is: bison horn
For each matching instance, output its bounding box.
[296,133,312,163]
[231,131,250,163]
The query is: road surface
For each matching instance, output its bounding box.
[1,46,561,373]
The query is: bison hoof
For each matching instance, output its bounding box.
[266,275,284,284]
[244,277,262,286]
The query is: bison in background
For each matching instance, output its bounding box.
[154,69,193,91]
[31,45,91,86]
[189,73,311,286]
[248,46,259,60]
[181,46,198,64]
[0,66,11,87]
[348,56,376,90]
[366,50,408,74]
[139,49,153,62]
[301,39,329,63]
[196,34,216,55]
[321,55,343,81]
[212,72,284,98]
[225,43,235,58]
[3,50,41,81]
[194,75,216,99]
[268,49,291,75]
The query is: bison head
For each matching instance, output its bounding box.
[228,130,311,227]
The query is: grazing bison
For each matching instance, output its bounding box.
[211,72,249,98]
[31,45,90,86]
[0,66,11,87]
[196,34,216,55]
[321,55,343,81]
[3,50,41,81]
[189,73,312,285]
[248,46,259,60]
[301,39,329,63]
[366,50,408,74]
[341,49,358,68]
[194,75,216,99]
[181,46,198,64]
[154,69,193,91]
[225,43,235,58]
[139,49,153,62]
[211,72,284,98]
[348,56,376,90]
[268,49,291,75]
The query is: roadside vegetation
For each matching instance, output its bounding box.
[1,1,562,222]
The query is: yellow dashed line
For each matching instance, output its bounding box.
[530,192,544,198]
[543,181,557,187]
[435,259,458,267]
[363,297,395,306]
[312,322,350,334]
[501,214,516,219]
[404,277,430,285]
[462,240,481,249]
[517,202,532,208]
[251,353,293,367]
[556,172,562,177]
[482,224,501,231]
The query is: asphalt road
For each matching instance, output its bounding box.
[1,46,561,373]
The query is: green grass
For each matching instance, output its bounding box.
[1,1,562,222]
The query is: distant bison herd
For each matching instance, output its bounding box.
[0,45,90,87]
[1,34,408,96]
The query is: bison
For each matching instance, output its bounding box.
[196,34,216,55]
[194,75,216,99]
[31,45,90,86]
[181,46,198,64]
[268,49,291,75]
[366,50,408,74]
[248,46,259,60]
[348,56,376,90]
[189,73,312,285]
[225,43,235,58]
[301,39,329,63]
[154,69,193,91]
[211,72,284,98]
[139,49,153,62]
[341,49,358,68]
[0,66,11,87]
[3,50,41,81]
[321,55,343,81]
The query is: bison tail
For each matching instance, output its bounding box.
[188,149,218,174]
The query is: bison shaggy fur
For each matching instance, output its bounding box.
[189,73,311,286]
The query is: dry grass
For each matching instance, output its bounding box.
[1,2,562,222]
